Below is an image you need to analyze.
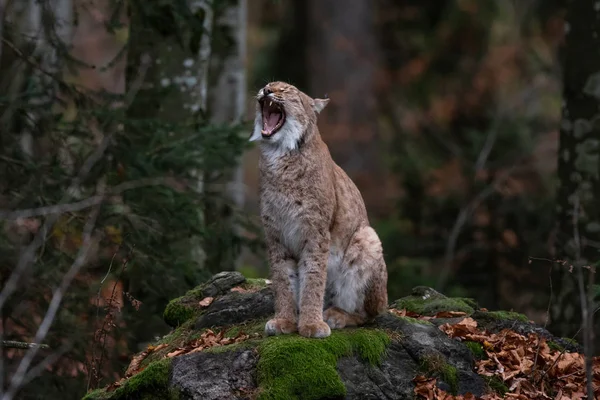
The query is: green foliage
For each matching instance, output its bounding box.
[256,329,390,400]
[0,1,256,398]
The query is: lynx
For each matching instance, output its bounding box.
[250,81,388,338]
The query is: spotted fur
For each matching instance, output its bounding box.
[254,81,388,339]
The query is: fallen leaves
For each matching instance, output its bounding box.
[166,329,258,358]
[390,308,468,321]
[413,375,478,400]
[390,308,433,320]
[117,328,259,388]
[416,316,600,400]
[123,343,168,378]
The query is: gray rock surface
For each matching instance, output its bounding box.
[201,271,247,297]
[171,349,258,400]
[195,287,275,330]
[337,341,418,399]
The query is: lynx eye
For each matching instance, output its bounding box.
[259,96,286,138]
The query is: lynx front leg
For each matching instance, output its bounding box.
[265,258,298,335]
[297,239,331,338]
[265,251,299,336]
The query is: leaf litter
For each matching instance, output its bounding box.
[413,315,600,399]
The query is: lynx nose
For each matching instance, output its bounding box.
[263,87,273,96]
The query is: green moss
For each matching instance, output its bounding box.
[204,338,263,354]
[256,328,390,400]
[548,341,564,352]
[82,359,178,400]
[457,297,479,310]
[419,353,459,395]
[82,389,111,400]
[480,310,529,323]
[393,315,433,325]
[463,341,487,360]
[561,337,579,346]
[163,296,196,327]
[482,375,508,396]
[394,296,474,316]
[225,319,267,337]
[242,278,270,291]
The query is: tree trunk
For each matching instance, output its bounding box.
[203,0,247,272]
[306,0,388,217]
[550,0,600,350]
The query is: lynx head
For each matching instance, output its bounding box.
[249,81,329,151]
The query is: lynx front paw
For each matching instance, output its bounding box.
[298,321,331,338]
[265,318,297,336]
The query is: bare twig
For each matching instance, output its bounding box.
[20,344,70,389]
[3,185,103,400]
[571,196,594,400]
[0,341,49,350]
[86,245,134,391]
[436,162,529,290]
[0,52,152,400]
[0,37,57,82]
[0,177,186,220]
[530,262,553,378]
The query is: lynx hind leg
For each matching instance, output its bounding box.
[324,226,388,330]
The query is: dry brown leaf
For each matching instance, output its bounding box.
[390,308,407,317]
[199,297,214,307]
[147,343,168,353]
[230,286,251,293]
[166,349,186,358]
[434,311,467,318]
[124,350,149,378]
[106,378,125,393]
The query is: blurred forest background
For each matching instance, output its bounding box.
[0,0,598,399]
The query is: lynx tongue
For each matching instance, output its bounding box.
[262,102,283,136]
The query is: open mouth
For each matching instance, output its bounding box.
[260,98,285,137]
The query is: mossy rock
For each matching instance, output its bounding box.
[393,291,476,316]
[83,359,177,400]
[163,271,246,327]
[95,276,586,400]
[472,310,529,323]
[419,352,459,395]
[242,278,271,291]
[257,329,390,400]
[163,296,197,328]
[391,315,434,326]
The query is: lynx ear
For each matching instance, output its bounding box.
[313,98,330,114]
